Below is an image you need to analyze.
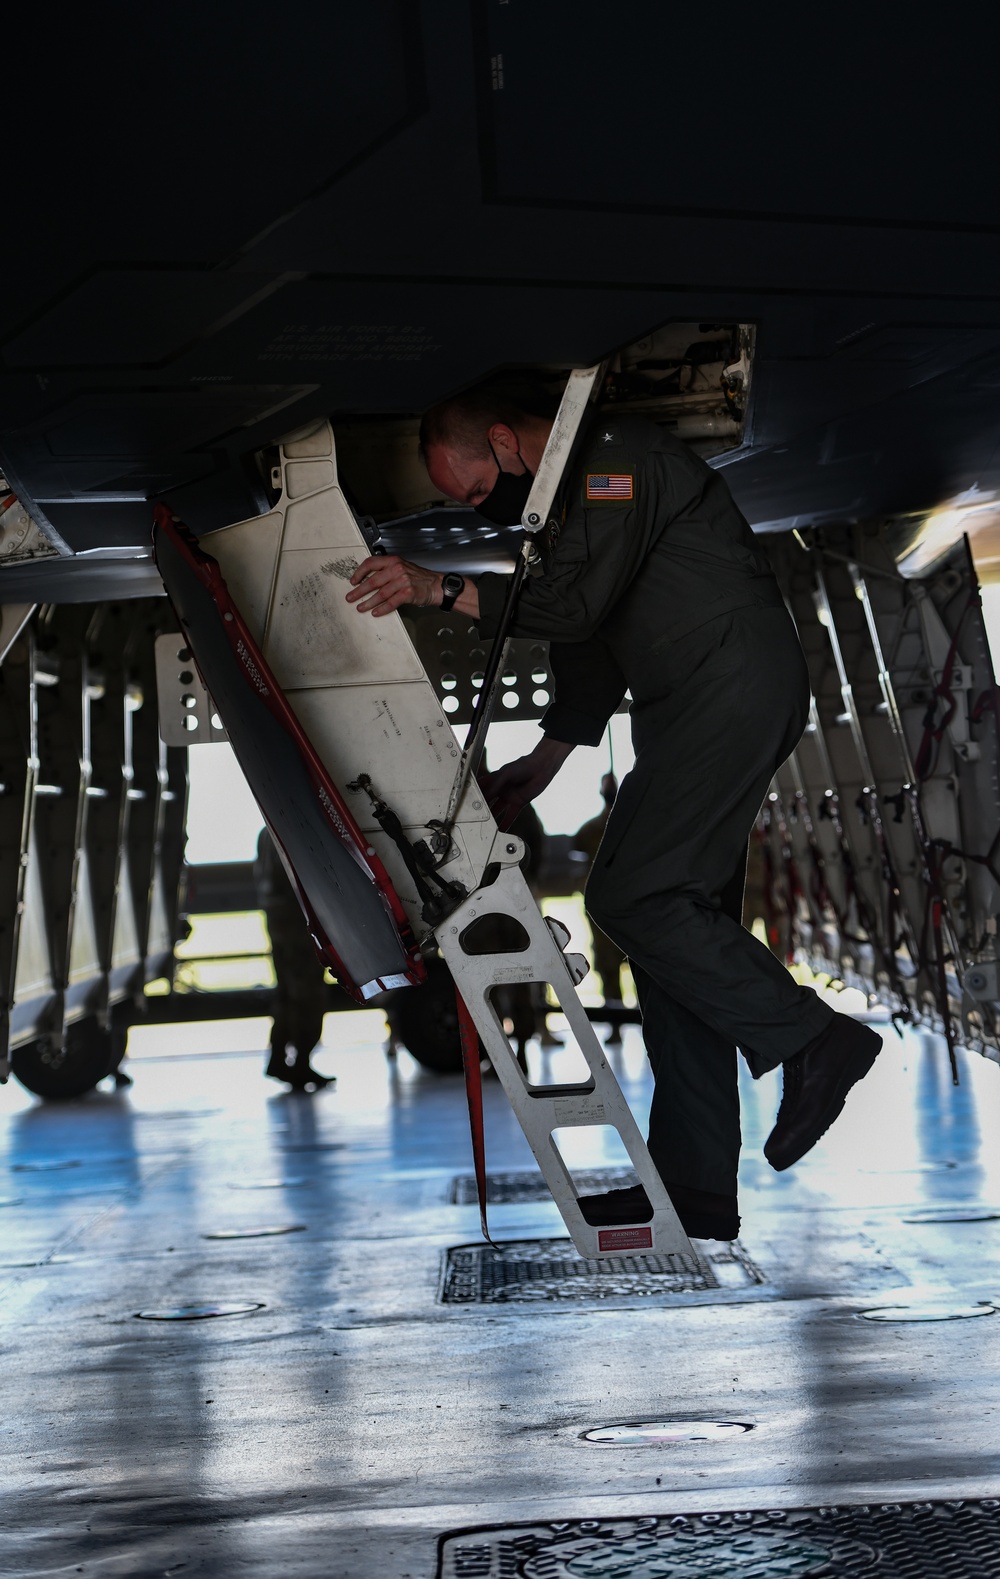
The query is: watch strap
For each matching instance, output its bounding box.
[440,574,465,612]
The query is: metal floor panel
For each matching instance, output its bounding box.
[437,1502,1000,1578]
[439,1237,765,1304]
[3,1023,1000,1577]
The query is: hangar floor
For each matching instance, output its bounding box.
[2,1011,1000,1577]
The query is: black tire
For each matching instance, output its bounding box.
[11,1017,114,1100]
[385,956,468,1074]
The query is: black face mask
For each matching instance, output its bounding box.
[474,442,534,526]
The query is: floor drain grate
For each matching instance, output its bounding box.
[202,1225,307,1240]
[450,1167,638,1206]
[859,1302,994,1323]
[135,1302,265,1321]
[438,1502,1000,1577]
[902,1206,1000,1223]
[582,1419,753,1445]
[439,1237,762,1305]
[11,1159,81,1172]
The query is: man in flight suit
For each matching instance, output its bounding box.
[346,375,882,1240]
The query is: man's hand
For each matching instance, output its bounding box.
[480,737,575,829]
[346,555,441,616]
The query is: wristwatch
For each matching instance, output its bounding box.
[440,572,466,612]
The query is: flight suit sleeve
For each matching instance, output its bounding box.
[540,636,626,746]
[475,435,706,643]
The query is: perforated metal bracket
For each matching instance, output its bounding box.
[154,631,228,746]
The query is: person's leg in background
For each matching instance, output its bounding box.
[265,904,334,1092]
[592,924,627,1044]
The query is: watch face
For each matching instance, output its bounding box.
[442,573,464,595]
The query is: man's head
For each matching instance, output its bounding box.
[419,374,558,507]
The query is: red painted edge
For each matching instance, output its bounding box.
[152,503,426,1000]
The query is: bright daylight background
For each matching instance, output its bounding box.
[186,586,1000,866]
[179,711,636,1007]
[184,713,635,864]
[128,577,1000,1047]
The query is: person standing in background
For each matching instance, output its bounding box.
[254,830,335,1092]
[571,772,628,1043]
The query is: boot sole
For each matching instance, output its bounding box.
[765,1029,882,1172]
[682,1215,741,1242]
[578,1188,739,1241]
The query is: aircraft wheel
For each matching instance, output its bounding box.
[11,1017,114,1100]
[385,956,467,1074]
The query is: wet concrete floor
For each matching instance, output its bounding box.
[2,1012,1000,1576]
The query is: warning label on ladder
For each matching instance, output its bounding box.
[598,1226,654,1252]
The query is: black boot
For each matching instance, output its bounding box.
[264,1044,292,1084]
[285,1064,335,1091]
[287,1047,335,1091]
[764,1015,882,1172]
[578,1180,740,1241]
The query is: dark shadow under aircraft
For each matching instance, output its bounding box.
[0,3,997,1097]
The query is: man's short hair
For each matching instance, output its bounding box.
[419,372,560,458]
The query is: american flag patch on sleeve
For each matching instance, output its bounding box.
[586,473,634,501]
